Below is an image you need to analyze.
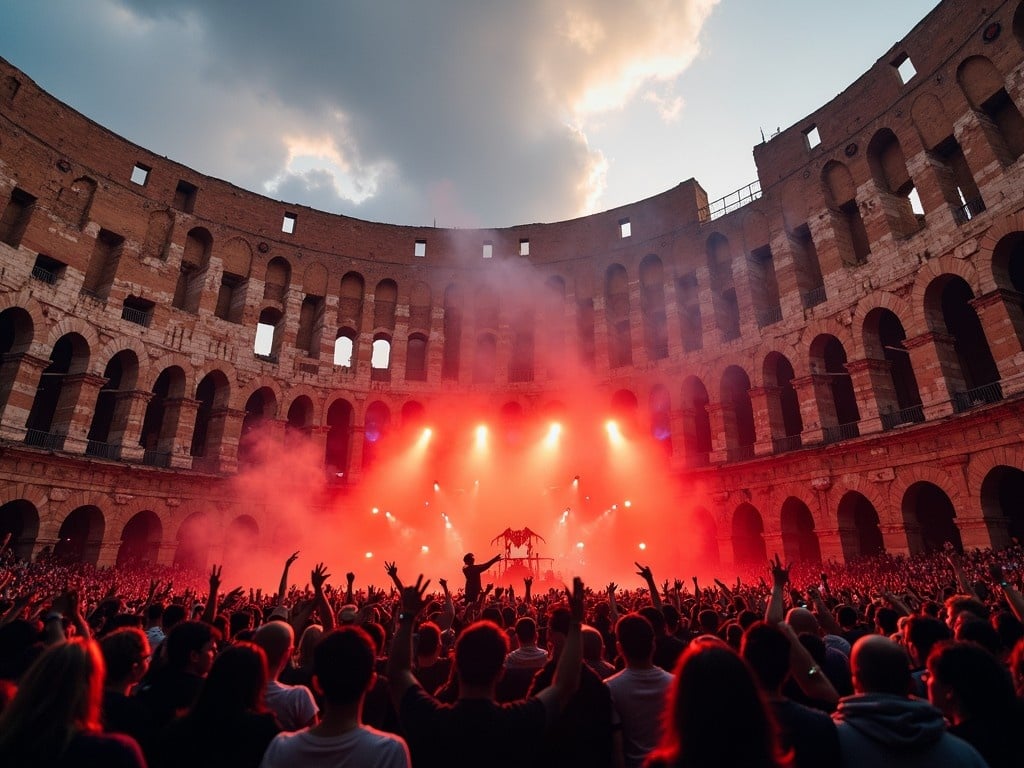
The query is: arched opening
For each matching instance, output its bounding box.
[680,377,712,466]
[0,499,40,562]
[902,481,962,554]
[25,332,90,447]
[443,284,463,381]
[86,350,139,458]
[990,231,1024,350]
[139,366,186,466]
[362,401,391,470]
[401,400,426,431]
[837,491,885,560]
[373,279,398,330]
[693,507,719,566]
[542,276,567,378]
[0,306,34,418]
[764,352,802,452]
[822,160,870,265]
[610,389,639,439]
[286,396,314,444]
[957,55,1024,164]
[980,465,1024,546]
[334,328,356,368]
[780,497,822,563]
[264,257,291,302]
[405,334,428,381]
[605,264,632,367]
[707,234,740,341]
[866,128,923,237]
[116,510,162,567]
[649,385,672,458]
[173,512,209,569]
[640,254,668,360]
[408,282,432,332]
[371,336,392,382]
[863,308,924,428]
[721,366,756,460]
[54,505,105,564]
[473,333,497,384]
[732,503,767,564]
[172,227,212,313]
[190,370,230,459]
[239,387,278,464]
[254,306,284,359]
[338,271,365,327]
[325,398,354,480]
[810,334,861,442]
[224,515,259,563]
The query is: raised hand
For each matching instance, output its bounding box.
[438,577,448,592]
[384,561,398,578]
[635,562,653,581]
[523,577,533,589]
[209,564,222,592]
[222,586,244,607]
[346,572,355,584]
[286,551,300,568]
[673,578,683,593]
[770,554,790,588]
[606,582,617,595]
[568,577,585,624]
[400,574,431,615]
[311,563,330,592]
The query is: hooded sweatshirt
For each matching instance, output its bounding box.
[832,693,988,768]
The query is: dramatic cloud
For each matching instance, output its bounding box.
[1,0,718,227]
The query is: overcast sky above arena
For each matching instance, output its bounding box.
[1,1,937,229]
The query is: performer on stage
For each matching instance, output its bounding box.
[462,552,501,603]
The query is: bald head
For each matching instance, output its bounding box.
[851,635,911,696]
[785,607,820,636]
[253,620,294,676]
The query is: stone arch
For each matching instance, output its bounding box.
[605,263,632,367]
[762,351,802,447]
[45,317,100,360]
[691,506,719,566]
[862,306,924,425]
[680,375,713,463]
[173,510,212,569]
[956,54,1024,163]
[223,514,260,564]
[980,464,1024,546]
[0,498,41,561]
[53,505,105,564]
[639,254,668,361]
[851,292,916,357]
[93,336,150,384]
[116,510,163,566]
[264,256,292,302]
[901,480,963,554]
[836,490,885,560]
[721,365,756,455]
[732,503,767,564]
[302,261,329,297]
[780,496,822,563]
[0,291,46,352]
[219,237,253,278]
[362,400,392,471]
[408,281,432,332]
[373,278,399,332]
[325,396,356,478]
[866,127,922,236]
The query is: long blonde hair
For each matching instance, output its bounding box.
[0,638,105,766]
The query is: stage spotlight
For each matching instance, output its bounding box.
[365,551,373,558]
[371,507,379,515]
[638,542,647,550]
[624,500,632,508]
[421,545,429,553]
[605,420,622,444]
[417,427,433,447]
[545,422,561,447]
[576,541,585,549]
[475,425,488,448]
[572,475,580,487]
[433,481,440,492]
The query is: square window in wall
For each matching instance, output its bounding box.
[619,218,631,238]
[893,53,917,84]
[519,239,530,256]
[483,241,493,259]
[131,163,151,186]
[414,239,427,258]
[282,213,297,234]
[803,125,822,150]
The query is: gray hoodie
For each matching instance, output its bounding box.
[833,693,989,767]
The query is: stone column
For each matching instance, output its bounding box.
[792,375,829,444]
[197,407,244,474]
[844,358,894,435]
[592,295,610,373]
[705,402,731,463]
[881,524,913,557]
[111,389,153,462]
[903,331,961,419]
[165,397,200,469]
[750,385,780,456]
[971,289,1024,394]
[0,352,49,441]
[59,373,109,454]
[95,540,121,569]
[815,528,846,563]
[346,425,366,484]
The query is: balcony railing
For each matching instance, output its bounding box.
[726,444,756,463]
[952,381,1004,413]
[801,285,827,309]
[85,440,120,460]
[143,449,171,468]
[772,434,802,453]
[24,429,65,450]
[952,196,986,226]
[880,404,926,430]
[31,265,57,284]
[698,180,762,222]
[822,421,861,445]
[757,306,783,328]
[121,306,152,327]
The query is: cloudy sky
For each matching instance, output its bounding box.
[1,1,936,228]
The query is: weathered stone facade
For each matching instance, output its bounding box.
[2,0,1024,568]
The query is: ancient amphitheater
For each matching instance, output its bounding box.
[2,0,1024,574]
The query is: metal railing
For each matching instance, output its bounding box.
[31,265,57,284]
[952,196,986,226]
[757,306,783,327]
[726,444,756,462]
[698,180,762,222]
[880,404,926,430]
[143,449,171,468]
[85,440,119,460]
[802,285,827,308]
[772,434,802,453]
[121,306,151,327]
[24,429,65,450]
[952,381,1004,413]
[822,421,861,444]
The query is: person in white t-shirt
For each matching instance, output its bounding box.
[605,612,674,768]
[260,627,410,768]
[253,620,319,731]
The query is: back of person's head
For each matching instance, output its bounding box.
[944,595,989,624]
[851,635,910,695]
[697,609,720,634]
[162,603,186,632]
[296,624,324,666]
[639,606,666,636]
[741,622,791,693]
[362,622,386,656]
[455,621,508,688]
[955,618,1002,657]
[581,625,605,664]
[514,617,537,645]
[0,638,105,764]
[905,615,951,667]
[253,620,294,673]
[313,627,377,707]
[99,627,150,685]
[786,607,820,636]
[874,607,899,636]
[651,641,782,768]
[501,606,516,628]
[616,613,655,665]
[166,621,216,672]
[547,607,572,638]
[662,604,680,632]
[191,642,268,720]
[146,602,164,624]
[991,611,1024,653]
[230,609,253,638]
[927,640,1016,722]
[724,622,744,650]
[481,607,503,627]
[738,610,761,631]
[836,605,858,629]
[416,622,442,656]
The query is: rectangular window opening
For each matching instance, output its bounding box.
[174,180,198,213]
[894,53,917,85]
[414,239,427,258]
[282,213,297,234]
[619,218,631,238]
[908,186,925,216]
[519,239,530,256]
[803,125,822,150]
[482,241,493,259]
[130,163,151,186]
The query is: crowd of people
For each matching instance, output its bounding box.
[1,537,1023,767]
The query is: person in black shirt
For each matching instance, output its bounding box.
[462,553,501,604]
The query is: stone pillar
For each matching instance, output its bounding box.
[881,524,913,557]
[156,541,178,567]
[390,304,410,382]
[705,402,731,463]
[96,540,121,568]
[903,331,961,419]
[663,287,683,360]
[629,282,648,368]
[792,375,829,444]
[0,352,49,441]
[346,425,366,484]
[197,407,244,474]
[112,389,153,462]
[958,516,1001,551]
[59,373,109,454]
[844,358,894,435]
[750,386,780,456]
[815,528,846,563]
[763,532,785,560]
[165,397,200,469]
[971,289,1024,394]
[592,295,610,373]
